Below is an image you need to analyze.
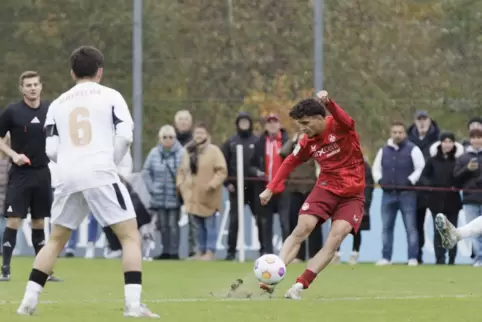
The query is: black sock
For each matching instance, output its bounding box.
[353,233,361,252]
[2,227,17,267]
[31,229,46,255]
[29,268,49,287]
[124,271,142,285]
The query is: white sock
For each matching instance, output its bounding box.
[457,216,482,238]
[22,281,43,303]
[124,284,142,309]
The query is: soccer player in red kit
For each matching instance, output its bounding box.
[259,91,365,299]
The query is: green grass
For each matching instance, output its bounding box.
[0,258,481,321]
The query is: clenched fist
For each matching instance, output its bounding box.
[259,189,273,206]
[316,90,329,105]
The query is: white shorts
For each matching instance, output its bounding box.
[51,183,136,230]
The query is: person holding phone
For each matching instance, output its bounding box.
[453,128,482,266]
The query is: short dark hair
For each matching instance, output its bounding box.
[469,128,482,138]
[289,98,326,120]
[70,46,104,78]
[19,71,40,86]
[391,120,406,128]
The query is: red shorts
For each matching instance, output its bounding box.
[299,186,365,233]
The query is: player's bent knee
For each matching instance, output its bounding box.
[111,218,141,244]
[6,217,21,229]
[327,220,353,247]
[293,215,318,239]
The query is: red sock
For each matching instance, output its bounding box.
[296,269,317,289]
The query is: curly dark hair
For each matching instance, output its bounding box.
[289,98,326,120]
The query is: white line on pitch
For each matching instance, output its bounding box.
[0,294,478,305]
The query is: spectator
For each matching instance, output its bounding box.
[419,132,463,264]
[462,117,482,149]
[177,123,227,261]
[0,134,11,255]
[332,160,375,265]
[453,128,482,267]
[222,112,259,261]
[249,114,289,255]
[174,110,193,146]
[173,110,196,257]
[372,121,425,266]
[279,132,321,263]
[461,118,482,260]
[407,110,440,264]
[142,125,184,260]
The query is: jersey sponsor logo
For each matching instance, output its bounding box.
[313,142,340,158]
[301,203,309,211]
[31,117,40,124]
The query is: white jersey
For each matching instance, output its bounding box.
[45,82,133,194]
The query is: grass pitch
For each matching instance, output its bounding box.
[0,257,481,321]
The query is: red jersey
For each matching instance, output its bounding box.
[267,99,365,197]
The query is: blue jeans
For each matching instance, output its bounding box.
[381,191,419,261]
[66,214,99,251]
[464,204,482,262]
[193,214,217,253]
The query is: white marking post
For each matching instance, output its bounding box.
[236,144,245,263]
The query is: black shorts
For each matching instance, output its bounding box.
[4,166,52,220]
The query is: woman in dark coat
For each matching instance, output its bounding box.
[419,132,463,264]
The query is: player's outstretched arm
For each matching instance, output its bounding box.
[266,154,303,193]
[316,91,354,130]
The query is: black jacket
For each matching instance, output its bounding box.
[221,113,259,186]
[419,141,464,213]
[407,120,441,159]
[454,146,482,205]
[249,129,289,187]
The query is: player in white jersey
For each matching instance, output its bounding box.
[16,46,159,318]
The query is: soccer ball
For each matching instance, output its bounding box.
[253,254,286,285]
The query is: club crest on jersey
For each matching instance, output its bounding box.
[329,134,336,142]
[301,203,309,211]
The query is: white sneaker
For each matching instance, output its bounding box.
[284,282,303,300]
[348,251,359,265]
[376,259,391,266]
[435,214,459,249]
[408,259,418,266]
[104,248,122,259]
[331,252,341,265]
[124,304,160,318]
[16,297,38,316]
[84,243,95,259]
[473,261,482,267]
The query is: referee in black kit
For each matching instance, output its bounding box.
[0,71,62,282]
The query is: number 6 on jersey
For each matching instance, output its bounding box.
[69,107,92,146]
